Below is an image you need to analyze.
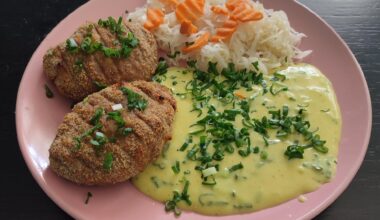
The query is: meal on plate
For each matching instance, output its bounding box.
[44,0,341,217]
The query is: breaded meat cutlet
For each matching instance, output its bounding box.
[49,81,176,185]
[43,17,158,101]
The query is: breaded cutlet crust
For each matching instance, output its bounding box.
[49,81,176,185]
[43,19,158,101]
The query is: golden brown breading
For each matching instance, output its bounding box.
[49,81,176,185]
[43,19,158,101]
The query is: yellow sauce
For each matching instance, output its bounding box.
[133,64,341,215]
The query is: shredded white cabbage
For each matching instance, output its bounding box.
[127,0,311,73]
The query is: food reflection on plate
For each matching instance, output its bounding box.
[42,0,341,217]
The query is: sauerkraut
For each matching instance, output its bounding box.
[127,0,311,73]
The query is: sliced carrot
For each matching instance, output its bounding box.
[175,9,187,23]
[144,8,165,31]
[223,19,238,28]
[177,4,198,21]
[211,18,238,42]
[230,3,249,19]
[143,20,155,30]
[234,91,246,99]
[182,32,210,53]
[180,20,198,35]
[239,11,263,22]
[226,0,247,11]
[211,0,263,42]
[211,27,236,42]
[227,0,263,22]
[175,0,205,23]
[210,35,224,42]
[187,0,204,14]
[211,6,229,15]
[216,27,237,36]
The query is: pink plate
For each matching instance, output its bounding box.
[16,0,372,219]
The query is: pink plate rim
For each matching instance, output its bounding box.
[16,0,372,219]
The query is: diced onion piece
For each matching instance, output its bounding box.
[95,132,105,138]
[298,195,308,203]
[68,38,78,47]
[112,103,123,111]
[202,167,217,177]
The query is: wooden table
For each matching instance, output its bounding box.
[0,0,378,219]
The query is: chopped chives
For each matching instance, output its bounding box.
[229,163,244,172]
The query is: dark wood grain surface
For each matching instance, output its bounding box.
[0,0,379,219]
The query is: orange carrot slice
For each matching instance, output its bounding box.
[226,0,248,11]
[180,20,198,35]
[187,0,204,14]
[143,20,155,30]
[223,19,238,28]
[210,35,224,42]
[239,11,263,22]
[182,32,210,53]
[234,91,246,99]
[211,0,263,42]
[228,0,263,22]
[211,27,236,42]
[211,6,229,15]
[177,4,198,21]
[216,27,237,36]
[175,0,205,23]
[211,18,238,42]
[144,8,165,31]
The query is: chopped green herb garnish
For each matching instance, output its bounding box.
[107,111,125,128]
[179,136,192,151]
[103,152,113,171]
[120,87,148,111]
[81,37,102,54]
[90,107,104,125]
[167,51,180,59]
[108,137,117,143]
[90,131,108,152]
[66,17,138,59]
[238,146,251,157]
[122,127,133,136]
[93,81,107,90]
[253,146,260,154]
[272,72,286,81]
[233,203,253,209]
[202,175,217,185]
[186,60,197,68]
[229,163,244,172]
[260,151,268,160]
[284,144,306,159]
[171,161,180,174]
[73,59,84,72]
[150,176,160,188]
[154,58,169,76]
[84,192,92,204]
[44,84,54,98]
[252,61,259,71]
[73,124,103,150]
[66,38,79,52]
[270,82,288,95]
[165,180,192,216]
